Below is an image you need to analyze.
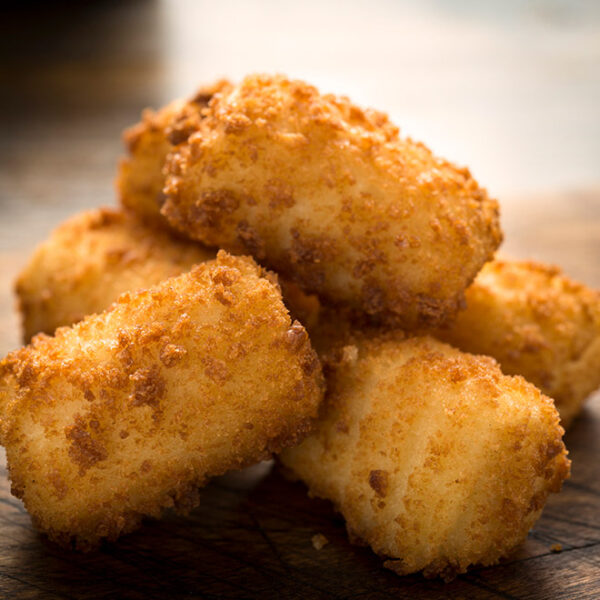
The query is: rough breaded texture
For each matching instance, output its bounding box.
[118,97,187,226]
[280,333,569,580]
[117,81,232,227]
[16,208,215,342]
[435,259,600,427]
[15,206,320,342]
[162,74,502,327]
[0,251,324,549]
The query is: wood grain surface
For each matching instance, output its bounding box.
[1,2,599,598]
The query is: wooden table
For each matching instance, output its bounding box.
[1,2,599,598]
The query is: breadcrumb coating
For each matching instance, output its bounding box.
[1,251,324,549]
[15,207,321,342]
[16,207,215,342]
[117,80,232,227]
[436,259,600,427]
[280,333,569,580]
[161,74,502,327]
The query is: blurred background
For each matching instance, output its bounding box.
[0,0,599,352]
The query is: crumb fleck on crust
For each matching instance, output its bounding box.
[368,469,389,498]
[65,415,109,475]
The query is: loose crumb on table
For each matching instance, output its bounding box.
[312,533,329,550]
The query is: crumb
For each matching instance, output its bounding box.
[550,543,562,553]
[280,333,569,579]
[341,344,358,364]
[161,74,502,328]
[2,251,324,549]
[312,533,329,550]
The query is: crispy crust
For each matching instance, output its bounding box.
[161,74,502,327]
[15,207,322,343]
[279,333,569,579]
[435,259,600,427]
[15,207,215,342]
[117,80,232,227]
[1,251,324,549]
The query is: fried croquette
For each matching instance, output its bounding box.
[15,207,322,341]
[117,80,232,226]
[161,73,502,327]
[16,207,215,342]
[435,259,600,427]
[0,251,324,549]
[279,333,569,580]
